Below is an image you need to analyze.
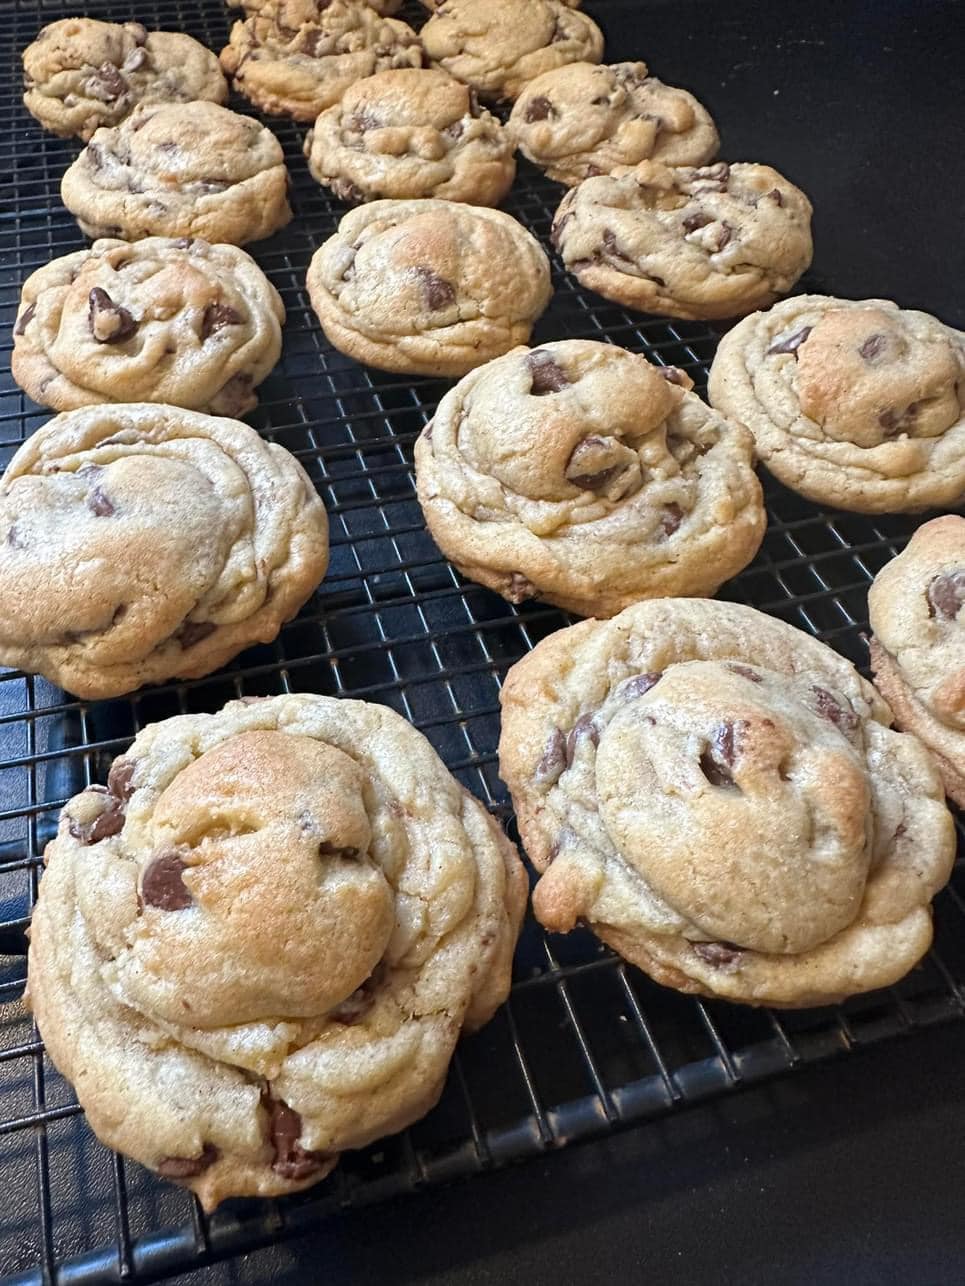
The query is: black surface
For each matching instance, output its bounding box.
[0,0,964,1282]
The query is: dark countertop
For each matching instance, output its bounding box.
[175,4,965,1281]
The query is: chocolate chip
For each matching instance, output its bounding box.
[87,62,127,103]
[767,187,784,206]
[201,302,243,340]
[329,966,382,1024]
[646,273,667,287]
[527,349,569,395]
[443,120,464,141]
[585,163,604,177]
[107,757,136,802]
[508,572,536,604]
[566,436,624,490]
[348,108,381,133]
[927,570,965,620]
[618,672,662,700]
[699,722,741,788]
[142,849,192,911]
[766,325,812,356]
[172,237,194,249]
[157,1144,218,1179]
[178,620,216,649]
[565,714,598,768]
[811,686,859,733]
[266,1097,329,1181]
[525,95,553,122]
[550,211,573,248]
[602,228,633,263]
[682,211,712,234]
[86,485,115,517]
[318,841,360,860]
[693,941,743,967]
[123,46,149,72]
[69,798,125,845]
[13,302,35,336]
[329,176,366,203]
[727,664,762,683]
[88,287,136,344]
[591,95,609,106]
[414,267,456,311]
[709,222,733,252]
[659,366,687,386]
[536,728,566,784]
[660,503,684,537]
[859,333,887,362]
[878,408,902,436]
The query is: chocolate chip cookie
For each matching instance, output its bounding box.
[868,516,965,805]
[499,597,955,1007]
[0,404,329,698]
[552,160,813,321]
[415,341,765,616]
[306,199,552,376]
[12,238,284,417]
[220,0,423,123]
[305,68,515,206]
[28,693,526,1208]
[421,0,604,102]
[230,0,404,13]
[708,295,965,513]
[60,102,292,245]
[22,17,228,141]
[508,61,719,186]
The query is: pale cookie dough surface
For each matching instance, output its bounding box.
[305,68,515,206]
[552,160,813,320]
[22,17,227,141]
[499,598,955,1007]
[12,238,284,418]
[708,295,965,513]
[0,404,328,699]
[306,199,552,377]
[421,0,603,102]
[27,694,526,1208]
[509,61,719,186]
[230,0,404,12]
[869,515,965,805]
[60,102,292,245]
[415,341,765,616]
[220,0,423,122]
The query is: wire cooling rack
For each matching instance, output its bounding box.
[1,0,964,1281]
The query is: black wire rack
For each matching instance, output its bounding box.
[1,1,964,1282]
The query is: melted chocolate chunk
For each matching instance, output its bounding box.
[692,941,743,967]
[330,176,366,203]
[142,849,192,911]
[550,211,573,248]
[767,187,784,206]
[699,721,741,788]
[178,620,216,649]
[602,228,633,263]
[525,95,553,122]
[443,120,463,141]
[566,436,624,489]
[659,366,687,386]
[619,671,662,700]
[318,841,360,860]
[123,46,148,72]
[86,485,115,517]
[329,966,382,1024]
[69,800,125,845]
[14,302,35,336]
[173,237,194,250]
[710,222,733,252]
[201,302,243,340]
[266,1097,329,1180]
[811,686,859,733]
[536,728,567,783]
[878,408,901,436]
[87,62,127,103]
[859,333,886,362]
[414,267,456,311]
[527,349,569,395]
[726,663,762,683]
[507,572,536,604]
[927,569,965,620]
[88,287,136,344]
[157,1143,218,1179]
[766,325,812,356]
[660,503,684,537]
[107,757,136,802]
[565,714,599,768]
[682,211,712,234]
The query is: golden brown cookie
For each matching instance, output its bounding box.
[28,694,526,1208]
[499,598,955,1007]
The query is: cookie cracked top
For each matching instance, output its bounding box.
[305,67,515,206]
[60,102,292,245]
[0,404,329,698]
[708,295,965,512]
[552,160,813,321]
[220,0,423,122]
[499,598,955,1007]
[509,61,719,186]
[306,199,552,377]
[869,515,965,805]
[421,0,604,102]
[27,694,525,1208]
[414,340,765,616]
[12,237,284,418]
[22,17,228,141]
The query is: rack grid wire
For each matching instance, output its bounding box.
[1,1,963,1282]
